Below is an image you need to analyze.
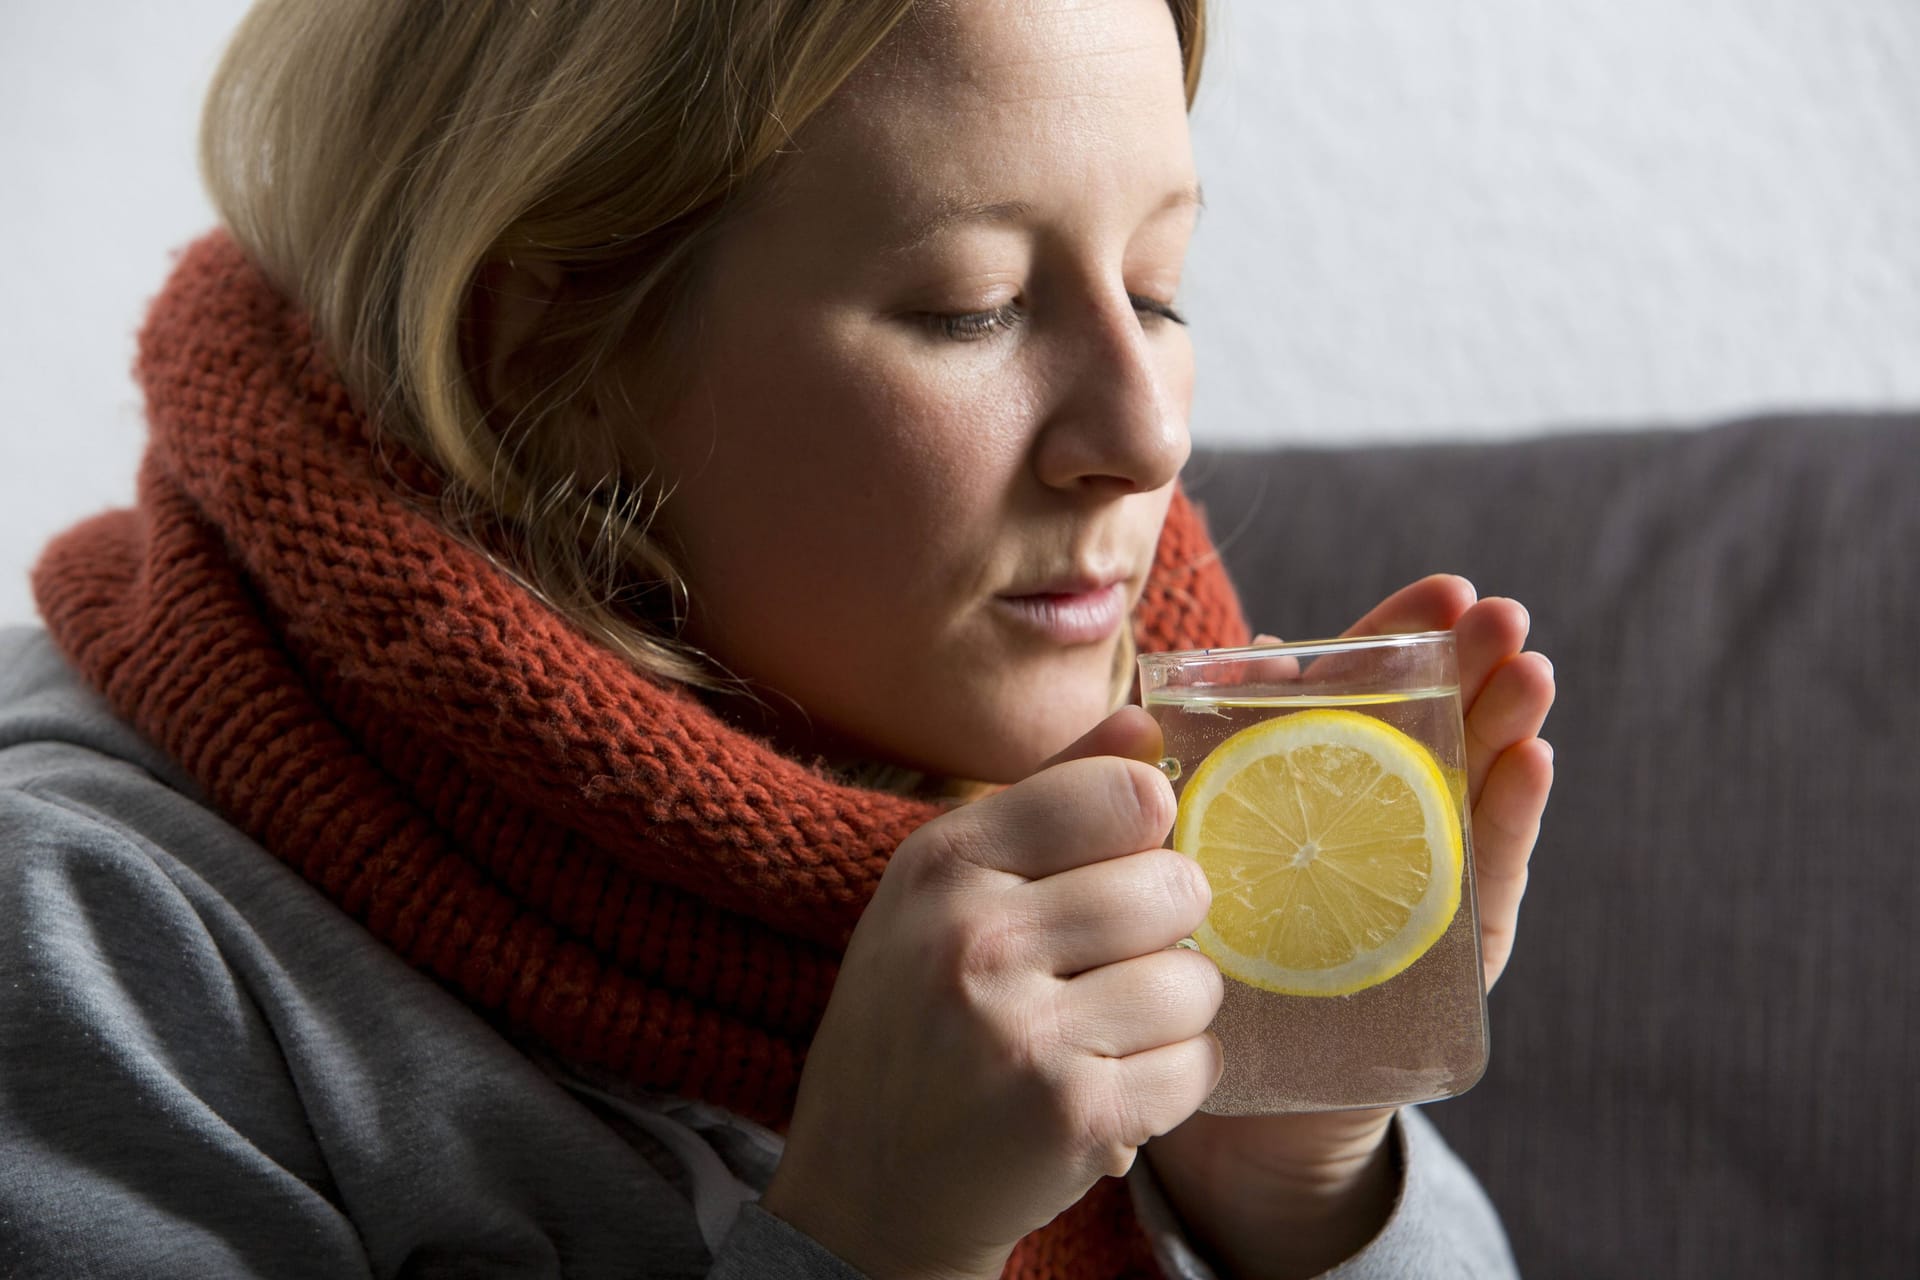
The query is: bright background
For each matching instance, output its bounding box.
[4,0,1918,626]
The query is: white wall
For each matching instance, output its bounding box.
[4,0,1917,626]
[1,1,253,628]
[1184,0,1920,444]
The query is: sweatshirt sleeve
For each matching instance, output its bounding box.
[0,771,864,1280]
[1130,1109,1519,1280]
[0,784,375,1279]
[708,1204,871,1279]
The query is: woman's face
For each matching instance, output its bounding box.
[641,0,1199,783]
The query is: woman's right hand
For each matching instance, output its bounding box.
[760,707,1224,1279]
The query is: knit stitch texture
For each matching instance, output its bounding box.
[33,233,1250,1278]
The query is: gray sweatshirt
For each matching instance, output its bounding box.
[0,627,1517,1278]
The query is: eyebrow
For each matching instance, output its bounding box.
[883,181,1205,255]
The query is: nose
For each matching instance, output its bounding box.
[1029,295,1191,496]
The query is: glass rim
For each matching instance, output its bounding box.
[1136,628,1455,671]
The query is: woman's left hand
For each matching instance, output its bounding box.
[1144,575,1556,1280]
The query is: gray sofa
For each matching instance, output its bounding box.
[1187,412,1918,1278]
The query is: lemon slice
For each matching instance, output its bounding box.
[1171,708,1463,997]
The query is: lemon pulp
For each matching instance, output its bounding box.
[1169,708,1463,997]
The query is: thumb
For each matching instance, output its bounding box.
[1037,705,1165,773]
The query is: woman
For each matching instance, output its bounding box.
[1,0,1555,1276]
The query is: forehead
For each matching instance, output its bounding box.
[850,0,1180,104]
[787,0,1191,211]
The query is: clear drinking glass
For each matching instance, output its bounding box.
[1138,632,1488,1115]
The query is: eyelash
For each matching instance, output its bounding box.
[929,294,1188,342]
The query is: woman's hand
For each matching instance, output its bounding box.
[1330,574,1556,992]
[1146,575,1556,1280]
[762,709,1226,1280]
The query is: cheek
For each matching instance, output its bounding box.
[652,321,1027,624]
[782,327,1028,493]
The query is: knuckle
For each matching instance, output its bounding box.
[1463,714,1499,758]
[1149,950,1223,1022]
[998,997,1065,1077]
[1475,800,1538,852]
[891,820,960,888]
[1053,1066,1157,1169]
[1150,847,1211,917]
[1130,962,1183,1021]
[943,910,1025,995]
[1055,1072,1130,1155]
[895,809,1000,888]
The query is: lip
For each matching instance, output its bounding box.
[992,580,1130,645]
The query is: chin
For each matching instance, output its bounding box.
[965,688,1125,785]
[848,644,1127,787]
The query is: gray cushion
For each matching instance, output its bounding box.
[1185,412,1920,1278]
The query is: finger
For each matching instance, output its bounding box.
[1039,705,1165,770]
[1057,947,1223,1057]
[949,755,1176,881]
[1339,574,1478,639]
[1463,650,1555,807]
[1228,640,1305,690]
[1472,738,1553,991]
[1243,634,1303,684]
[1105,1033,1223,1157]
[1018,848,1210,976]
[1452,597,1532,708]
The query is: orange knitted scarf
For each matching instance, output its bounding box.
[33,234,1249,1277]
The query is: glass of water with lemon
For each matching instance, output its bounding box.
[1138,632,1487,1115]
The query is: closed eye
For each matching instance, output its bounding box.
[925,294,1186,342]
[927,304,1025,342]
[1130,294,1187,326]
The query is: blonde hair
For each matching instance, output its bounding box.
[201,0,1208,698]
